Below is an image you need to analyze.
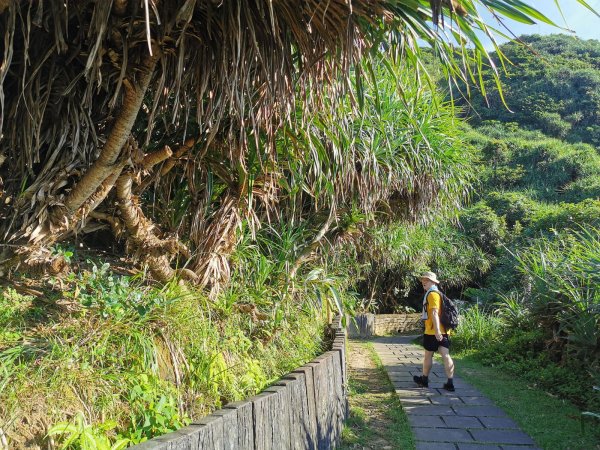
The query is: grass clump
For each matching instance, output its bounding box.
[0,262,328,449]
[455,226,600,412]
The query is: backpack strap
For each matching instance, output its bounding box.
[425,289,443,307]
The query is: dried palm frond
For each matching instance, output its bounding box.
[190,192,241,294]
[0,0,593,283]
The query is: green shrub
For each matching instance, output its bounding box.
[494,292,534,330]
[507,227,600,402]
[477,328,546,369]
[125,374,188,443]
[459,202,507,253]
[429,225,493,288]
[0,260,327,448]
[486,165,526,189]
[474,327,598,410]
[452,305,504,351]
[353,221,493,311]
[471,126,600,202]
[481,139,510,166]
[485,191,539,227]
[513,139,600,199]
[562,176,600,203]
[532,111,572,138]
[528,199,600,235]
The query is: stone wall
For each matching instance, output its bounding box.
[348,313,422,337]
[131,317,347,450]
[374,313,422,335]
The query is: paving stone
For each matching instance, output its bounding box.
[429,396,464,405]
[391,374,421,382]
[408,415,446,427]
[404,405,455,416]
[428,372,445,378]
[470,429,536,445]
[442,416,484,429]
[394,380,426,389]
[398,397,433,405]
[428,382,456,389]
[385,365,413,371]
[479,417,520,429]
[388,374,415,381]
[460,396,495,406]
[395,387,437,397]
[457,444,502,449]
[440,388,485,397]
[453,406,508,417]
[416,442,457,450]
[413,427,474,442]
[433,390,462,399]
[500,445,542,450]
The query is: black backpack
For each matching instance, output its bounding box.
[428,290,460,330]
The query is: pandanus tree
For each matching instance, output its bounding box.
[0,0,595,287]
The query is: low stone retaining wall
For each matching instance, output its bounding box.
[348,313,421,337]
[131,317,347,450]
[374,313,422,335]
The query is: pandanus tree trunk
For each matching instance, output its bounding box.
[0,46,160,275]
[64,49,160,216]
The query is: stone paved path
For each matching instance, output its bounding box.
[372,336,541,450]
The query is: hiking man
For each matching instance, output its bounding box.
[413,271,455,391]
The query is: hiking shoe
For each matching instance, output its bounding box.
[443,382,455,392]
[413,375,428,388]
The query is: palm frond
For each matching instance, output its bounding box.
[0,0,593,283]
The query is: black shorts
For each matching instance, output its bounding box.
[423,334,450,352]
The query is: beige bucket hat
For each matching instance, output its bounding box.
[420,271,440,284]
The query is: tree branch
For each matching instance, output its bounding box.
[65,47,160,213]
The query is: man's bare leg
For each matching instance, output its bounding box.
[422,350,434,376]
[438,346,454,378]
[438,346,455,391]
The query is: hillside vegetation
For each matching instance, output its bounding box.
[0,58,472,448]
[462,34,600,146]
[414,36,600,419]
[2,1,506,446]
[1,2,599,445]
[352,35,600,423]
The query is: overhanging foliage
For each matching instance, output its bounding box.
[0,0,595,285]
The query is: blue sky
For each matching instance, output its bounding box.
[479,0,600,47]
